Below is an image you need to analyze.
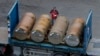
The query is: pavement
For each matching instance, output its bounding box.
[0,27,8,44]
[0,0,100,55]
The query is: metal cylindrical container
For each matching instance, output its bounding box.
[31,14,51,42]
[64,18,85,46]
[48,16,69,44]
[13,12,36,40]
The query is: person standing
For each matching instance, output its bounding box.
[50,7,59,25]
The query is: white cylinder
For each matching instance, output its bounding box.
[13,12,36,40]
[48,16,69,44]
[64,18,85,46]
[31,14,51,42]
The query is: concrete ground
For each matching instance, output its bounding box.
[0,0,100,55]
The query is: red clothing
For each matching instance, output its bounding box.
[50,9,59,19]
